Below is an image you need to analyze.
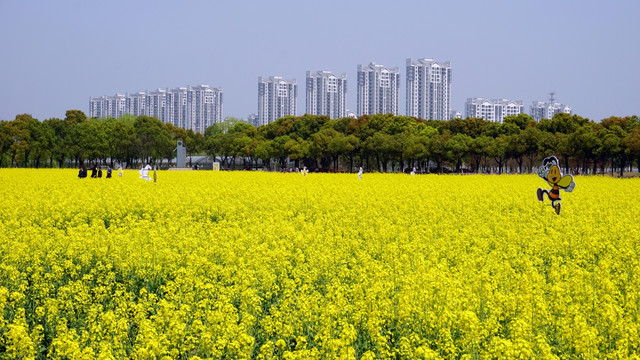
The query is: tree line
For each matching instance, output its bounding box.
[1,110,639,176]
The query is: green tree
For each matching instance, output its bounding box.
[8,114,35,167]
[622,127,640,173]
[65,109,87,125]
[27,117,54,168]
[232,124,258,170]
[184,130,204,166]
[111,119,136,167]
[363,132,391,172]
[596,125,626,176]
[73,120,107,165]
[311,128,339,170]
[43,117,69,168]
[569,124,600,174]
[285,138,310,170]
[503,113,535,131]
[538,113,589,134]
[254,139,274,170]
[328,133,359,172]
[271,135,292,169]
[486,135,508,174]
[445,133,472,173]
[133,115,167,165]
[554,133,573,173]
[470,136,492,173]
[519,126,542,173]
[536,130,558,160]
[506,133,526,173]
[0,121,13,167]
[429,132,450,173]
[401,134,424,171]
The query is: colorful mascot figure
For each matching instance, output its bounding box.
[536,156,575,215]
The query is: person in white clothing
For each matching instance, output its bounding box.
[139,164,152,181]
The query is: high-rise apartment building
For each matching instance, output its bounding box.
[89,85,223,133]
[306,71,347,119]
[166,87,187,129]
[247,113,259,127]
[450,110,462,120]
[465,98,524,123]
[189,85,224,133]
[406,58,452,120]
[357,63,400,116]
[125,92,147,118]
[530,93,571,121]
[90,94,126,119]
[258,76,297,126]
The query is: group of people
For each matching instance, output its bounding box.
[78,165,112,179]
[78,165,123,179]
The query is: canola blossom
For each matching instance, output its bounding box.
[1,169,640,359]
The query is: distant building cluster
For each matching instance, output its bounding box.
[465,98,524,123]
[90,60,573,132]
[89,85,223,133]
[529,93,572,122]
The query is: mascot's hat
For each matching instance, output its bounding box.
[542,156,559,167]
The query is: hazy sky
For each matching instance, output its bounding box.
[1,0,638,122]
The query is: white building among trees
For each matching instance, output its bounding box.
[465,98,524,123]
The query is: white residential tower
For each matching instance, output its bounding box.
[258,76,297,126]
[406,58,452,121]
[357,63,400,116]
[306,70,347,119]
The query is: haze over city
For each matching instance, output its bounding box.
[1,0,638,122]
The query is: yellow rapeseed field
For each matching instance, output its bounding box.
[1,169,639,359]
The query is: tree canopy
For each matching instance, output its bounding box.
[1,110,639,176]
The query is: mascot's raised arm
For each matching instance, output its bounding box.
[536,156,575,215]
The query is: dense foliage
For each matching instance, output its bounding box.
[1,111,639,175]
[1,170,639,358]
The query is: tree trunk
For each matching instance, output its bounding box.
[517,158,523,174]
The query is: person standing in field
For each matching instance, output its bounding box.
[98,167,103,178]
[91,165,97,178]
[106,166,112,178]
[358,167,363,180]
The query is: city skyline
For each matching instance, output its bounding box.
[89,85,223,133]
[1,1,638,122]
[88,63,574,125]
